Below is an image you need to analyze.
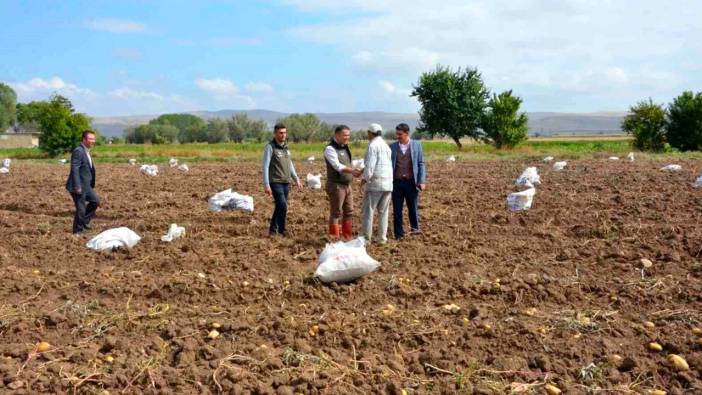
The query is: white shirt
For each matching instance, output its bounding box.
[82,143,93,168]
[362,136,393,192]
[323,139,348,172]
[399,140,410,155]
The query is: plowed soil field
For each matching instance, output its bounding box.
[1,159,702,394]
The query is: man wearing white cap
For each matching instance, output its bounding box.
[360,123,393,244]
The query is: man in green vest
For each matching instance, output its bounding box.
[323,125,361,239]
[262,123,302,236]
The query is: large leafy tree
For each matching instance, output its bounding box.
[204,118,229,143]
[227,113,268,143]
[149,113,205,143]
[412,66,489,148]
[481,90,529,149]
[666,91,702,151]
[125,124,178,144]
[276,113,321,142]
[621,98,666,152]
[0,83,17,131]
[34,95,92,156]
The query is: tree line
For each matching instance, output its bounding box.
[123,113,371,145]
[622,93,702,152]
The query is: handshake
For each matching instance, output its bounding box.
[351,168,363,178]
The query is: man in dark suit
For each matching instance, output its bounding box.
[66,130,100,234]
[389,123,426,240]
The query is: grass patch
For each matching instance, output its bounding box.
[4,137,702,162]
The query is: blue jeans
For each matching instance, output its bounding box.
[269,183,289,234]
[392,179,419,239]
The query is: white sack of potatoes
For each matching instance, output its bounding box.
[169,158,178,167]
[315,237,380,283]
[86,227,141,250]
[543,156,554,162]
[515,167,541,188]
[208,188,254,212]
[553,161,567,171]
[161,223,185,242]
[139,164,159,176]
[627,152,635,161]
[507,187,536,211]
[177,164,189,172]
[305,173,322,189]
[660,164,682,172]
[352,158,365,169]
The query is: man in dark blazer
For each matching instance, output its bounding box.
[389,123,426,240]
[66,130,100,234]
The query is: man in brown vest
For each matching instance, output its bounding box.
[323,125,361,239]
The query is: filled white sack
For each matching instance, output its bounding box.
[208,188,254,212]
[2,158,10,168]
[58,159,67,164]
[307,156,315,162]
[507,187,536,211]
[139,164,159,176]
[446,155,456,162]
[608,156,620,161]
[305,173,322,189]
[553,161,567,171]
[315,237,380,283]
[128,158,137,165]
[352,158,365,169]
[177,164,189,172]
[0,167,8,174]
[161,223,185,242]
[627,152,635,161]
[86,227,141,251]
[543,156,554,162]
[693,175,702,188]
[515,167,541,188]
[661,164,682,172]
[169,158,178,167]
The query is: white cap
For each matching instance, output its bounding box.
[368,123,383,134]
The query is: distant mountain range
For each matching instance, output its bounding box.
[92,109,627,138]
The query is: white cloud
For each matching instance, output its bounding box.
[6,76,198,116]
[286,0,702,110]
[84,18,146,33]
[108,88,164,101]
[10,77,94,98]
[379,81,396,94]
[112,48,143,60]
[195,78,239,96]
[195,78,256,107]
[245,82,274,93]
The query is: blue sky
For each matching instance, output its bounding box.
[1,0,701,116]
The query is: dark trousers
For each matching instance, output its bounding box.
[269,183,290,234]
[71,189,100,234]
[392,179,419,239]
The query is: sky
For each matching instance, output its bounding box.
[1,0,700,117]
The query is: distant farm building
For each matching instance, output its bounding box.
[0,126,40,148]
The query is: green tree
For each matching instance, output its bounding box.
[621,98,666,151]
[16,101,49,129]
[0,83,17,131]
[227,113,268,143]
[125,124,177,144]
[34,95,92,156]
[412,65,489,148]
[277,113,321,142]
[204,118,229,143]
[481,90,529,149]
[666,91,702,151]
[149,113,205,143]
